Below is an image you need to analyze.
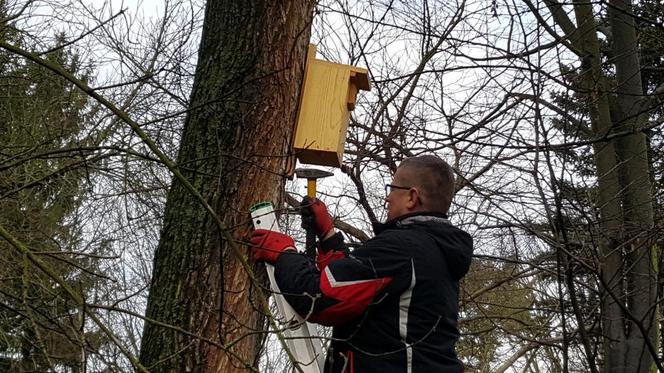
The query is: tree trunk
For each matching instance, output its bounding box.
[560,0,659,371]
[608,0,657,370]
[566,3,626,370]
[139,1,315,372]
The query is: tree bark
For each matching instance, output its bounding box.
[555,0,659,371]
[608,0,658,370]
[139,1,315,372]
[565,4,627,370]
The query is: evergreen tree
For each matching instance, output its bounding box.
[0,24,101,372]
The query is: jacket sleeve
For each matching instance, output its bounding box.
[274,231,411,326]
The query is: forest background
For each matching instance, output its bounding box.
[0,0,662,372]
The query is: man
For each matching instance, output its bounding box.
[250,155,473,372]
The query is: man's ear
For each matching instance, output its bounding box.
[407,188,420,209]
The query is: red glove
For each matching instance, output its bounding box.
[249,229,296,264]
[300,196,334,239]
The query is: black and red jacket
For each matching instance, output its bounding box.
[274,213,473,373]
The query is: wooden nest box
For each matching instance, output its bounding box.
[291,45,371,169]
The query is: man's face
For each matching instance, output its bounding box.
[385,166,414,221]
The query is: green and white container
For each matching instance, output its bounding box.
[250,202,324,373]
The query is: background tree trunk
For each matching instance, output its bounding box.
[558,0,658,371]
[609,0,658,370]
[546,0,658,370]
[566,4,627,370]
[139,1,315,372]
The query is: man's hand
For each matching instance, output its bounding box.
[300,196,334,239]
[249,229,296,264]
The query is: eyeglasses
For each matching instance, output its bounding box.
[385,184,412,196]
[385,184,423,206]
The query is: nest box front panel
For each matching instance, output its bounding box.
[293,61,351,167]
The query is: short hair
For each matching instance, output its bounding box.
[399,155,455,213]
